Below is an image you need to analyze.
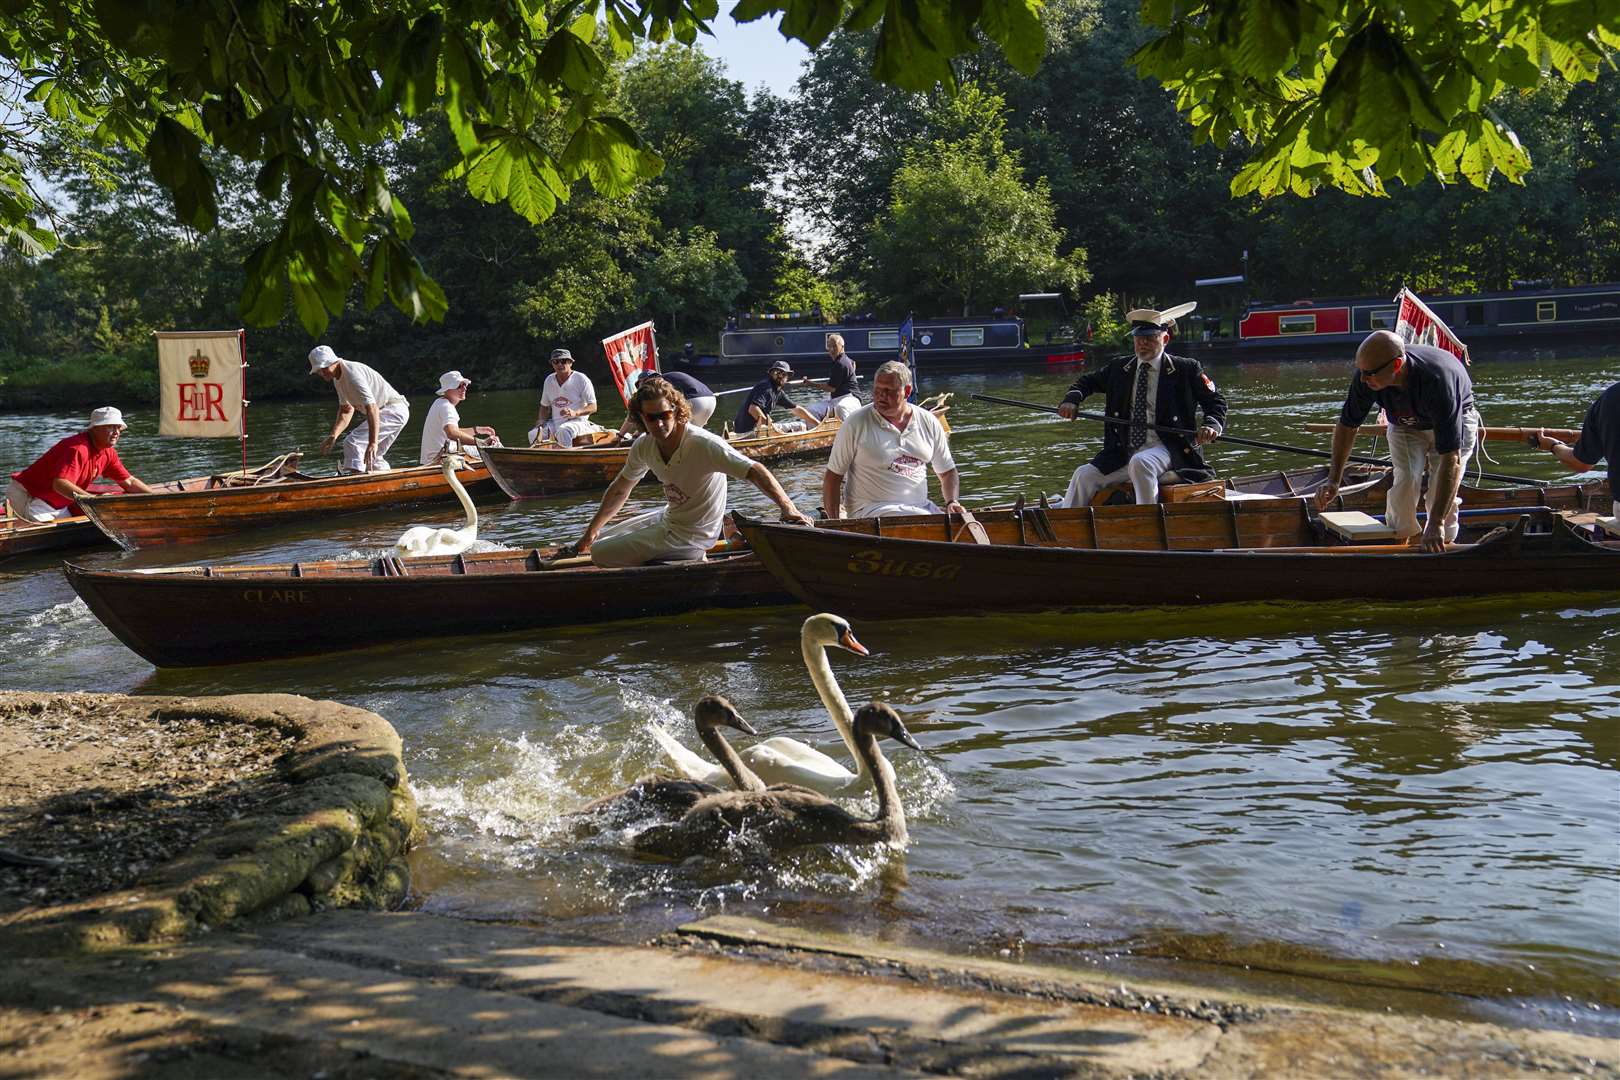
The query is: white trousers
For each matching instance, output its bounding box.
[528,417,601,447]
[341,402,410,473]
[1385,410,1480,541]
[5,479,72,522]
[1057,445,1173,508]
[590,512,710,568]
[688,396,717,427]
[808,394,859,422]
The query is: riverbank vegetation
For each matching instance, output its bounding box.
[3,0,1617,409]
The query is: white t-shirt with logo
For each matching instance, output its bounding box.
[620,425,755,545]
[419,397,460,464]
[335,360,408,412]
[542,370,597,417]
[827,403,956,518]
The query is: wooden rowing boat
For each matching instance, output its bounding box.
[735,502,1620,619]
[481,402,953,500]
[1,455,302,562]
[78,457,497,549]
[64,545,791,667]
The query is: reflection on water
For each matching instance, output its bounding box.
[2,357,1617,1028]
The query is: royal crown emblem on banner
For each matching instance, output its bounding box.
[188,349,211,378]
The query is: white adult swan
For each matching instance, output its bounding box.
[647,613,873,796]
[633,702,920,859]
[393,454,477,558]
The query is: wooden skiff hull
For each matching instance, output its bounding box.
[64,548,790,667]
[481,423,844,499]
[0,515,105,562]
[736,505,1620,619]
[79,462,497,549]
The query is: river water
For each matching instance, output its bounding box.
[2,353,1616,1032]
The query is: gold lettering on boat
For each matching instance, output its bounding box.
[846,549,959,581]
[242,588,313,604]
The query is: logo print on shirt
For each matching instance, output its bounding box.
[889,453,925,481]
[663,482,690,506]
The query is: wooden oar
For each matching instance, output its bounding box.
[970,393,1550,486]
[1303,423,1581,442]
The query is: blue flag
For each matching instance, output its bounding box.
[899,314,916,402]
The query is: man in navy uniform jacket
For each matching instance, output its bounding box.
[1531,379,1619,519]
[1055,305,1227,507]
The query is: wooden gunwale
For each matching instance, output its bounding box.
[78,460,497,549]
[64,546,792,667]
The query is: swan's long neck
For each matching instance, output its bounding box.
[853,730,906,845]
[445,458,477,531]
[697,723,766,792]
[803,633,867,781]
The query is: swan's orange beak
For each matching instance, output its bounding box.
[838,628,869,656]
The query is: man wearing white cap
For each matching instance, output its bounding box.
[419,371,501,464]
[6,407,156,522]
[1054,304,1227,507]
[308,345,410,473]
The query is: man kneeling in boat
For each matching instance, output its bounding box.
[7,406,156,522]
[1054,306,1226,507]
[310,345,411,473]
[823,360,963,519]
[1319,331,1480,552]
[567,376,812,567]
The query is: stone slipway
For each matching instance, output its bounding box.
[2,910,1614,1078]
[0,691,420,954]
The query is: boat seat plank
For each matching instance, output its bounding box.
[1320,510,1399,542]
[1598,516,1620,538]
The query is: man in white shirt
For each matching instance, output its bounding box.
[528,348,601,446]
[568,375,811,567]
[309,345,411,473]
[823,360,963,519]
[1054,306,1226,506]
[419,370,500,464]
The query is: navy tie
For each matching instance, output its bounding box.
[1128,360,1153,450]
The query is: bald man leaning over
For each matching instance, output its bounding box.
[1319,330,1481,552]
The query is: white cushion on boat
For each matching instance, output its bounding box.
[1320,510,1398,541]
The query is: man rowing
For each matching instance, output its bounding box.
[7,407,156,521]
[1054,305,1226,507]
[1319,330,1480,551]
[1531,378,1618,518]
[823,360,962,519]
[733,360,821,436]
[567,375,811,568]
[309,345,411,473]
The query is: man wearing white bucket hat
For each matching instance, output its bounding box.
[6,407,156,522]
[419,370,501,464]
[308,345,410,473]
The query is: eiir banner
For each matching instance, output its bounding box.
[156,329,245,437]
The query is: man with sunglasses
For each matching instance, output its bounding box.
[528,348,601,446]
[1319,330,1480,551]
[566,376,812,567]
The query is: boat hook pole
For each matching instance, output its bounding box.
[969,393,1549,486]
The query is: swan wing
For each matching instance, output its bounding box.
[646,722,729,786]
[739,739,861,795]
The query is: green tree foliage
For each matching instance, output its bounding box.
[1132,0,1620,199]
[866,89,1087,315]
[619,45,788,301]
[638,227,747,338]
[1,0,1046,337]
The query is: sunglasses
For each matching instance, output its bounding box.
[641,409,675,422]
[1356,353,1400,380]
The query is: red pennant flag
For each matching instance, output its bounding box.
[1394,288,1469,365]
[601,321,658,405]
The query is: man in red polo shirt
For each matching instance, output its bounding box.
[6,407,156,522]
